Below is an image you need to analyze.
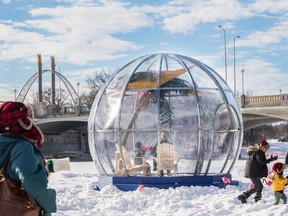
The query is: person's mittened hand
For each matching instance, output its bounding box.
[270,155,278,161]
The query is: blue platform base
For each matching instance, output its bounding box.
[110,174,239,191]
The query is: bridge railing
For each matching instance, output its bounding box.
[33,102,90,118]
[237,94,288,108]
[48,106,90,117]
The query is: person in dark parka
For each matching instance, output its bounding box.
[238,140,278,203]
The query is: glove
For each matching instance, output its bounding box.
[269,155,278,162]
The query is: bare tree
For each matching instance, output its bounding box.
[30,87,69,106]
[245,89,256,97]
[82,68,113,109]
[86,68,112,93]
[281,122,288,137]
[243,124,276,146]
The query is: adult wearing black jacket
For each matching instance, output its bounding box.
[238,140,278,203]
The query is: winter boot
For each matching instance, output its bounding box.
[254,194,262,202]
[283,194,287,204]
[157,170,164,177]
[238,192,248,204]
[153,159,157,171]
[145,163,151,176]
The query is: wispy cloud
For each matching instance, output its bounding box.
[0,1,153,64]
[159,1,252,34]
[2,0,11,5]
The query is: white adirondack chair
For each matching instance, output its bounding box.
[114,144,148,176]
[155,142,180,175]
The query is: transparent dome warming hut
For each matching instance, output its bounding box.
[88,53,243,178]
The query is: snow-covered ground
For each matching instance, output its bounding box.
[49,140,288,216]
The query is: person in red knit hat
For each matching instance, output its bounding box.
[0,101,56,215]
[0,101,44,147]
[267,162,287,205]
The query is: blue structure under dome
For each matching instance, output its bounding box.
[88,53,243,191]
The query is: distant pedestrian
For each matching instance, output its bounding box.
[238,140,278,203]
[267,162,287,205]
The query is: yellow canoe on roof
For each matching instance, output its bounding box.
[127,67,188,91]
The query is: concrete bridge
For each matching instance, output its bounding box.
[238,94,288,130]
[35,115,88,134]
[242,106,288,130]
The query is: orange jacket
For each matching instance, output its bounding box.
[271,174,287,192]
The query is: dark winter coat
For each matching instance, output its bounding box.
[244,146,271,178]
[134,147,145,165]
[0,135,56,215]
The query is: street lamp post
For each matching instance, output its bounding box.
[218,25,227,82]
[233,35,240,95]
[14,89,17,101]
[241,69,245,95]
[77,82,80,96]
[58,67,61,97]
[76,82,80,116]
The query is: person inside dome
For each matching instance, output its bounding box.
[134,141,151,176]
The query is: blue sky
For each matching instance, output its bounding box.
[0,0,287,101]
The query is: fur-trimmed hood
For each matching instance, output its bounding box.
[246,145,258,156]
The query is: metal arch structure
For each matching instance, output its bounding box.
[16,70,87,112]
